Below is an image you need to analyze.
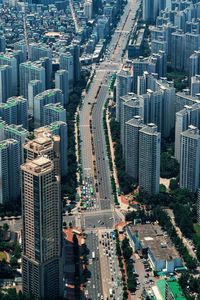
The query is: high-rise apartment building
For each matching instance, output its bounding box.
[84,1,93,19]
[55,70,69,107]
[191,75,200,97]
[174,103,200,162]
[21,156,63,299]
[171,31,186,71]
[0,35,6,53]
[175,89,198,112]
[0,96,28,129]
[185,32,200,71]
[43,103,66,126]
[189,50,200,79]
[125,116,144,181]
[39,57,52,90]
[30,43,52,62]
[4,124,29,164]
[33,89,63,128]
[156,79,175,138]
[180,126,200,192]
[0,53,18,95]
[139,123,161,194]
[0,139,20,204]
[116,70,132,122]
[14,40,28,61]
[120,96,141,153]
[143,0,159,23]
[132,55,164,93]
[28,80,43,115]
[59,52,74,92]
[0,65,12,102]
[137,71,158,95]
[19,61,45,99]
[66,43,81,83]
[139,89,163,133]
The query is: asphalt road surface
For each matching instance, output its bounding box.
[98,229,122,300]
[92,84,113,210]
[84,231,103,300]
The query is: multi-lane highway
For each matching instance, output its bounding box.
[79,0,141,298]
[79,0,140,213]
[92,84,112,210]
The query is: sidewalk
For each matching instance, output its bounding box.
[106,104,130,211]
[105,105,120,201]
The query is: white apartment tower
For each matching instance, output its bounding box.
[139,123,161,194]
[180,125,200,192]
[125,116,144,181]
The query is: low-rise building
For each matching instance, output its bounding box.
[126,224,183,273]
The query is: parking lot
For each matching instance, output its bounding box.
[131,253,155,299]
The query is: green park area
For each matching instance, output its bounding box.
[0,251,6,261]
[166,67,188,91]
[194,224,200,239]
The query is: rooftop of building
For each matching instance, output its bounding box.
[181,125,200,139]
[44,102,65,113]
[35,88,62,99]
[176,89,198,100]
[139,123,160,136]
[21,156,53,175]
[24,136,53,152]
[123,98,141,108]
[5,124,29,135]
[177,102,200,115]
[120,93,138,101]
[20,61,44,70]
[29,79,42,84]
[117,69,132,77]
[127,223,180,261]
[131,28,145,47]
[126,115,144,127]
[0,140,9,150]
[0,97,27,109]
[34,126,52,138]
[48,121,67,130]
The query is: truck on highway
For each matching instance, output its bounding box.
[92,251,95,259]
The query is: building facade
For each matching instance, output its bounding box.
[21,157,63,300]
